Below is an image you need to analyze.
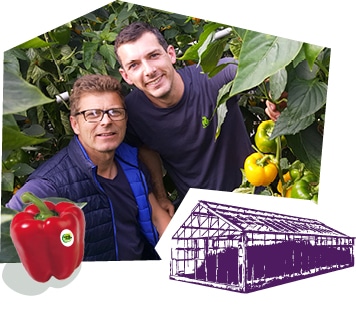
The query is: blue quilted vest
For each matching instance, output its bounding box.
[10,136,158,261]
[116,143,159,247]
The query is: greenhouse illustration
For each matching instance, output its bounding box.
[169,200,355,293]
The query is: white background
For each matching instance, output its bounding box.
[1,0,355,310]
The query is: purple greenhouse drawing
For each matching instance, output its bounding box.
[169,200,355,293]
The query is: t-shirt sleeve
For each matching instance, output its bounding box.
[216,57,238,83]
[124,94,144,148]
[124,124,144,147]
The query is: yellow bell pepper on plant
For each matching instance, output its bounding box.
[244,152,278,187]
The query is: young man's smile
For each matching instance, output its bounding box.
[118,31,184,108]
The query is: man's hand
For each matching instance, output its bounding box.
[149,193,172,238]
[265,91,288,121]
[265,100,281,121]
[157,196,175,217]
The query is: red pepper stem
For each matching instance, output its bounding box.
[21,192,57,220]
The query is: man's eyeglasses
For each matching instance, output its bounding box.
[75,108,127,123]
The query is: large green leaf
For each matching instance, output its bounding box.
[15,37,52,49]
[2,126,49,150]
[271,78,327,138]
[178,23,224,61]
[3,70,54,115]
[3,50,22,76]
[83,41,99,70]
[99,43,117,69]
[203,80,233,139]
[269,68,287,101]
[230,31,303,96]
[274,110,315,138]
[304,43,324,70]
[287,79,327,120]
[200,39,229,75]
[285,124,323,178]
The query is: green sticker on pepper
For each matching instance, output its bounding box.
[61,229,74,247]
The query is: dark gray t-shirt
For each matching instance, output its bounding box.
[124,58,253,199]
[97,161,156,260]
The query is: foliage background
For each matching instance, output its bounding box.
[1,0,328,260]
[2,0,327,203]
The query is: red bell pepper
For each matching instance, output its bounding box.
[10,192,85,283]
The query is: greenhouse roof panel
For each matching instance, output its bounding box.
[195,201,350,238]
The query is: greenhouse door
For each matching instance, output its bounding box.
[216,246,239,285]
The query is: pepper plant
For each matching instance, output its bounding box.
[1,1,205,262]
[1,1,205,206]
[1,1,327,209]
[179,22,328,201]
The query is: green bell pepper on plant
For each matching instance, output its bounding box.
[290,171,319,202]
[288,160,305,181]
[254,119,287,154]
[3,149,30,170]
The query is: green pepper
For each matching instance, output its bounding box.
[288,160,305,181]
[290,173,319,202]
[3,149,30,170]
[301,170,318,183]
[254,120,287,154]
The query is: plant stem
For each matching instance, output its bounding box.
[275,136,286,196]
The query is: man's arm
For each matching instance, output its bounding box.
[6,179,58,211]
[139,145,175,217]
[148,192,172,238]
